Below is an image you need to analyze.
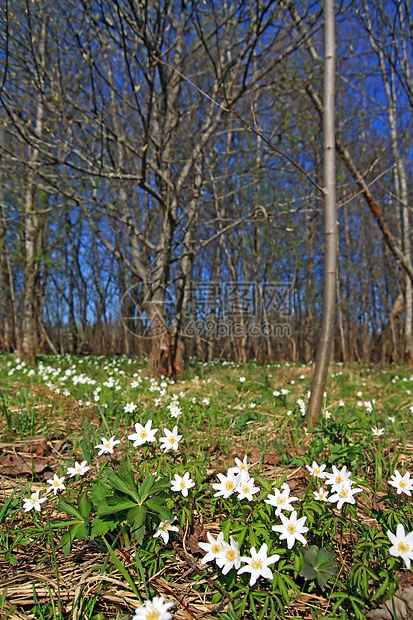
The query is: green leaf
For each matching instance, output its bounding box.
[137,475,156,502]
[97,496,138,516]
[233,411,267,432]
[75,522,89,540]
[59,522,88,556]
[77,493,92,518]
[91,515,120,538]
[299,546,338,591]
[51,517,83,529]
[145,497,173,521]
[150,475,173,494]
[371,574,389,601]
[91,483,111,505]
[102,536,143,602]
[0,482,28,524]
[58,495,84,520]
[107,469,140,503]
[126,505,147,545]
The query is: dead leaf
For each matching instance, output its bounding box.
[0,452,52,476]
[25,438,47,456]
[186,524,204,554]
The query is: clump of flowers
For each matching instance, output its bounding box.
[211,456,260,502]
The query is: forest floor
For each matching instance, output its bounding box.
[1,354,413,620]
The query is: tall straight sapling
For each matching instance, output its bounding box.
[306,0,337,426]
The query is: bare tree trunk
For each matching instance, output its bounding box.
[172,157,202,373]
[363,1,413,363]
[336,257,347,363]
[0,164,17,351]
[307,0,336,426]
[288,0,413,288]
[18,18,47,362]
[360,210,369,363]
[207,245,222,364]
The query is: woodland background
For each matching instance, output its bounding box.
[0,0,412,374]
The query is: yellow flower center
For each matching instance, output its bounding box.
[339,489,349,498]
[53,480,60,487]
[400,480,407,488]
[336,475,343,483]
[278,497,285,504]
[398,541,410,553]
[211,544,221,554]
[287,524,296,535]
[140,430,147,438]
[252,558,263,570]
[161,523,172,532]
[225,481,235,491]
[146,611,160,620]
[241,485,249,493]
[226,549,237,561]
[314,467,320,475]
[180,481,186,488]
[168,435,176,443]
[104,441,110,448]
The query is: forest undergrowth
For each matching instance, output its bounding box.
[1,354,413,620]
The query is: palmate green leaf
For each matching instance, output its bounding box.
[106,469,140,503]
[59,521,89,556]
[299,546,338,591]
[150,474,173,494]
[57,493,92,555]
[96,496,138,516]
[145,497,173,522]
[77,493,92,518]
[126,505,147,545]
[58,495,84,520]
[137,475,156,502]
[91,515,120,538]
[91,482,111,504]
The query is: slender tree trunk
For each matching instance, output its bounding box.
[17,17,48,362]
[336,256,347,363]
[306,0,337,426]
[0,166,16,351]
[172,157,202,373]
[289,0,413,289]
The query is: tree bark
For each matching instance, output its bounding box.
[306,0,337,426]
[18,17,47,362]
